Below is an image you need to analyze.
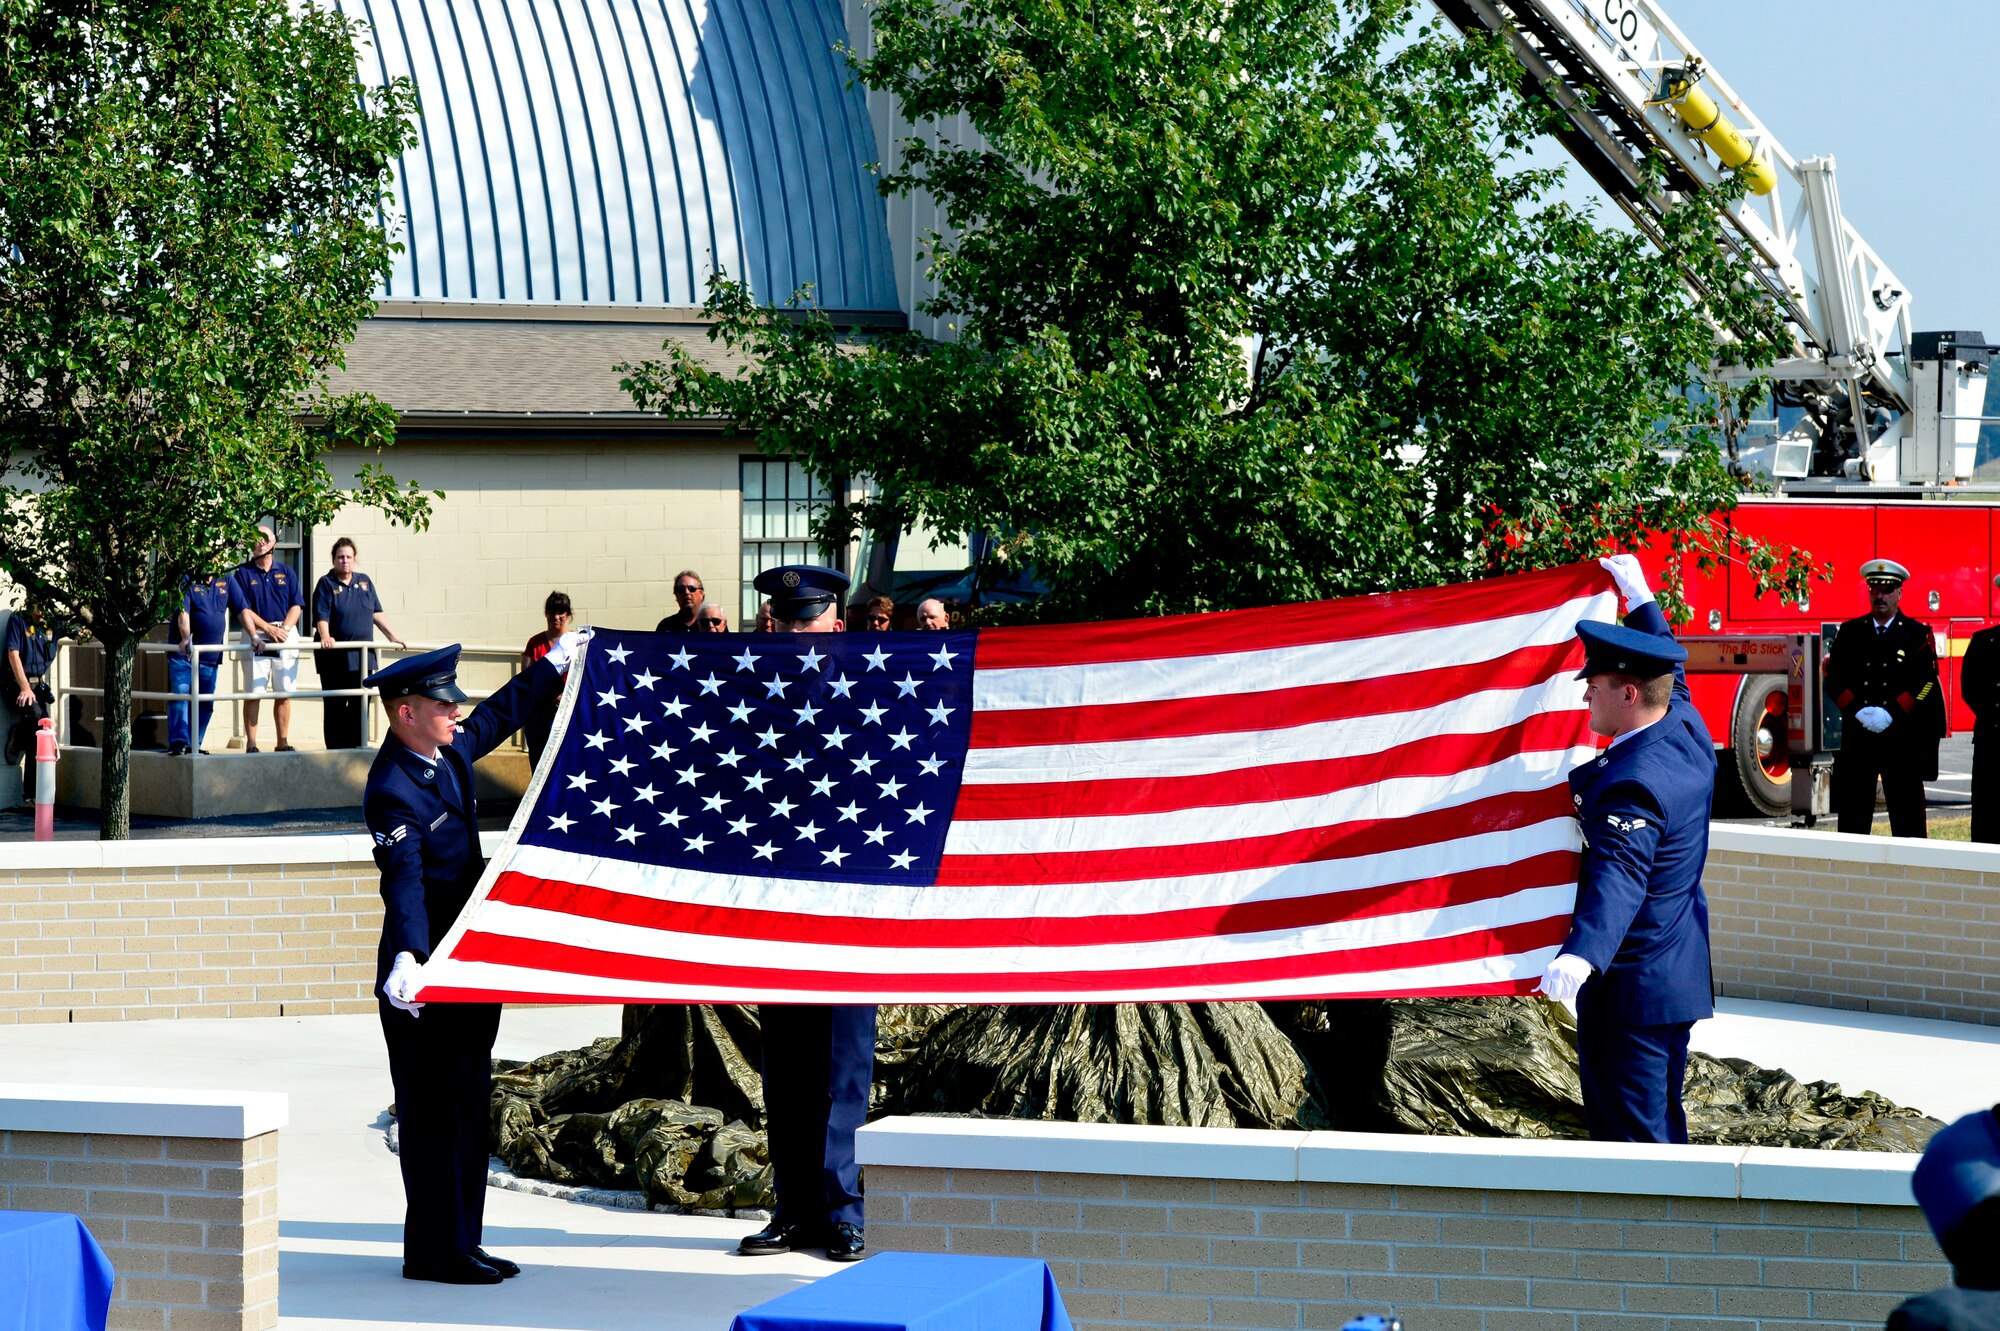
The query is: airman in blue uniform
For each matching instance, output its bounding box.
[363,638,579,1284]
[1537,556,1715,1144]
[736,564,874,1264]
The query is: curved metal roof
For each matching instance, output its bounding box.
[337,0,897,311]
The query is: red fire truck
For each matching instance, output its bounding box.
[1640,497,1995,817]
[1434,0,2000,818]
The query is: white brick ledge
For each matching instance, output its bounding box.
[1708,820,2000,873]
[858,1117,1919,1207]
[6,829,506,871]
[0,1085,289,1140]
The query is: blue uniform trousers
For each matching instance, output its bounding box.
[167,654,219,750]
[1577,1017,1692,1144]
[379,997,502,1266]
[760,1004,875,1231]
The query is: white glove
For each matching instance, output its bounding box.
[383,950,426,1016]
[542,627,593,673]
[1535,953,1594,1006]
[1855,705,1892,734]
[1597,554,1655,609]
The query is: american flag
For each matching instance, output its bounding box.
[416,564,1616,1004]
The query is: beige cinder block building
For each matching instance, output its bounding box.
[308,0,924,660]
[17,0,971,766]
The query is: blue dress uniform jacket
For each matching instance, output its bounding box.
[364,657,560,1269]
[1565,600,1715,1142]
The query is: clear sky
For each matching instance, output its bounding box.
[1526,0,2000,337]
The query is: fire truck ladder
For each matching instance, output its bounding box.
[1430,0,1917,478]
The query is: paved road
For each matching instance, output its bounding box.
[1715,733,1976,828]
[1928,732,1975,812]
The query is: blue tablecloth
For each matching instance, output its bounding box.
[0,1211,114,1331]
[731,1252,1073,1331]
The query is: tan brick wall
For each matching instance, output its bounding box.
[7,826,2000,1027]
[321,436,749,652]
[868,1166,1949,1331]
[1,1129,279,1331]
[1704,836,2000,1026]
[0,860,380,1023]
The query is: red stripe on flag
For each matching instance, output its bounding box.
[415,975,1541,1004]
[484,848,1575,950]
[446,913,1572,997]
[934,786,1576,886]
[973,565,1607,669]
[954,712,1589,820]
[968,639,1584,750]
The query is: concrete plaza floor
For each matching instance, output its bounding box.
[0,998,1991,1330]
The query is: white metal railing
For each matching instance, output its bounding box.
[51,637,530,754]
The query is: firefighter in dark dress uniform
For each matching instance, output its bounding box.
[736,564,874,1264]
[363,637,580,1284]
[1536,555,1716,1144]
[1960,622,2000,843]
[1824,559,1942,838]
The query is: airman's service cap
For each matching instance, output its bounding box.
[753,564,849,623]
[363,644,468,703]
[1574,619,1686,680]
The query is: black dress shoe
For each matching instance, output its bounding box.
[826,1222,866,1262]
[738,1220,820,1255]
[471,1247,519,1278]
[403,1255,504,1285]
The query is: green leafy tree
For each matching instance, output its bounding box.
[625,0,1819,621]
[0,0,435,837]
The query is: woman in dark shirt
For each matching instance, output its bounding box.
[313,538,405,749]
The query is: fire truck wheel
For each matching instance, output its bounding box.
[1725,673,1792,818]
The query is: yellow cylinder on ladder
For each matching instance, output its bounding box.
[1656,77,1777,195]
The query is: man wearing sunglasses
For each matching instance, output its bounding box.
[655,571,706,633]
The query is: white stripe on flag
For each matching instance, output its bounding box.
[468,882,1576,975]
[970,592,1615,711]
[418,946,1567,1005]
[962,675,1587,783]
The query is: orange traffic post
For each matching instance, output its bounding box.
[33,717,55,841]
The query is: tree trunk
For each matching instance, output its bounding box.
[98,633,136,840]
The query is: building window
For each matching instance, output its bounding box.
[740,458,833,625]
[263,517,310,583]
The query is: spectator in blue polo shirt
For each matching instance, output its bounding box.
[5,602,57,803]
[169,572,234,755]
[229,525,305,752]
[314,537,405,749]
